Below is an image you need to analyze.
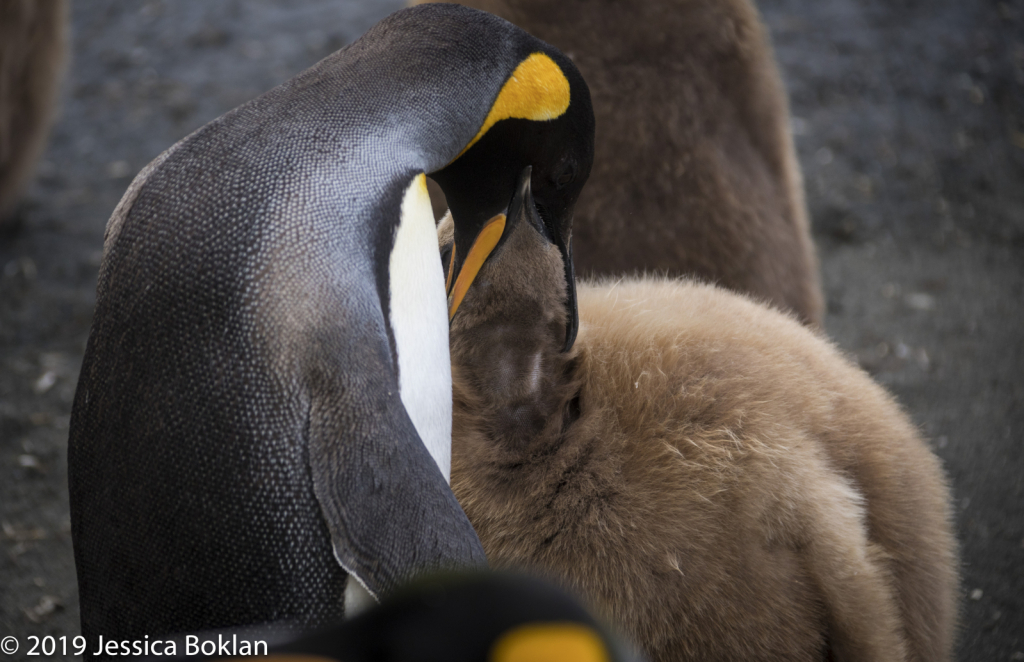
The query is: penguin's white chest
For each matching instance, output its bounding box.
[387,173,452,481]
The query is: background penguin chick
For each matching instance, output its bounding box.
[0,0,68,220]
[421,0,824,327]
[442,217,958,661]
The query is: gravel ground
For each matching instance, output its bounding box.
[0,1,1020,660]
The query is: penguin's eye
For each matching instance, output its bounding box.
[551,161,576,190]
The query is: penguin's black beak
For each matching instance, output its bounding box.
[446,167,579,353]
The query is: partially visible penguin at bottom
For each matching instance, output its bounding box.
[439,169,958,662]
[178,572,644,662]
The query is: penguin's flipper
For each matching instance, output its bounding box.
[306,355,487,602]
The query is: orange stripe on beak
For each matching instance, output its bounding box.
[448,213,506,321]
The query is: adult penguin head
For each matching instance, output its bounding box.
[430,32,594,353]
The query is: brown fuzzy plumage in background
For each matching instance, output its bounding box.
[0,0,68,220]
[423,0,823,325]
[441,207,957,661]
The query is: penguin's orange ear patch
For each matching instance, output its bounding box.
[489,623,611,662]
[456,52,571,159]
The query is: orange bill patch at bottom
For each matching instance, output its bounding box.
[490,623,611,662]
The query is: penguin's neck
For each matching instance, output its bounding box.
[389,174,453,481]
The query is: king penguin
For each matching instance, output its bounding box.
[68,3,594,649]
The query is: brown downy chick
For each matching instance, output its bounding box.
[0,0,68,220]
[441,173,957,662]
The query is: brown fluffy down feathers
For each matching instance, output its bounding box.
[422,0,823,325]
[445,215,958,662]
[0,0,67,219]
